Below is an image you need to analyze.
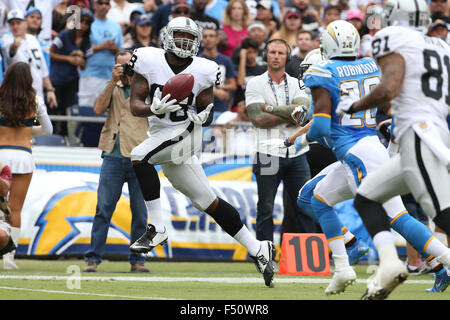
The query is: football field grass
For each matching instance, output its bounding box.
[0,259,448,301]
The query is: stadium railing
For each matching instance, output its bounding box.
[48,114,256,154]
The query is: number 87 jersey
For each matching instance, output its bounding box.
[371,26,450,141]
[303,57,381,160]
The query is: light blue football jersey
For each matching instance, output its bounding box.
[303,57,381,160]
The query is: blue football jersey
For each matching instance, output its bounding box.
[303,57,381,160]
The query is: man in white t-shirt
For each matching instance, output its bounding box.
[107,0,142,30]
[4,0,62,45]
[2,9,57,108]
[245,38,317,247]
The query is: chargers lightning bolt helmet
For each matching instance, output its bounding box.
[382,0,431,33]
[320,20,360,60]
[162,17,202,58]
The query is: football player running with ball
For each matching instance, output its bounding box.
[336,0,450,298]
[127,17,275,287]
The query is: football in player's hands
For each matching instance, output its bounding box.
[162,73,194,103]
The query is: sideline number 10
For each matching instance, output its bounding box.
[278,233,331,276]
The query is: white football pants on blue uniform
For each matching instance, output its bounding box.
[313,135,407,220]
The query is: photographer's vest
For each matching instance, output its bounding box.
[98,82,149,158]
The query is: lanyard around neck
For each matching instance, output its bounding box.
[268,73,289,106]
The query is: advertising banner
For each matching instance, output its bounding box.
[15,147,408,260]
[17,152,285,260]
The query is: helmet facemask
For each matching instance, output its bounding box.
[162,18,202,58]
[298,49,325,90]
[298,64,310,90]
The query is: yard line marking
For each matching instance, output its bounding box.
[0,286,181,300]
[0,275,434,284]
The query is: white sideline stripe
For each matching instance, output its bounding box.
[0,275,434,284]
[0,286,180,300]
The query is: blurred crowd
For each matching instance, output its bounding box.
[0,0,449,147]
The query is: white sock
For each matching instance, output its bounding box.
[437,249,450,266]
[424,237,449,259]
[144,199,165,233]
[233,226,260,256]
[373,231,398,264]
[342,227,355,244]
[328,237,347,256]
[10,227,20,246]
[427,257,441,269]
[332,254,350,270]
[372,230,394,248]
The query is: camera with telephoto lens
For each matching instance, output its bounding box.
[121,62,135,77]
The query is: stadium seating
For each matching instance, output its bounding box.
[32,134,67,147]
[69,105,106,148]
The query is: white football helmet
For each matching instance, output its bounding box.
[298,48,325,89]
[382,0,431,33]
[320,20,360,60]
[162,17,202,58]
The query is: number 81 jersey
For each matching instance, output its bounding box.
[371,26,450,140]
[130,46,220,130]
[303,57,381,160]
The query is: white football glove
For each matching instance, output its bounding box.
[291,105,309,126]
[150,87,182,115]
[335,88,359,115]
[259,138,292,154]
[187,103,213,125]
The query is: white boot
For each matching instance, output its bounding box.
[3,252,17,269]
[3,227,20,270]
[325,254,357,295]
[362,243,408,300]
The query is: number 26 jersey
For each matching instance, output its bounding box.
[303,57,381,160]
[371,26,450,140]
